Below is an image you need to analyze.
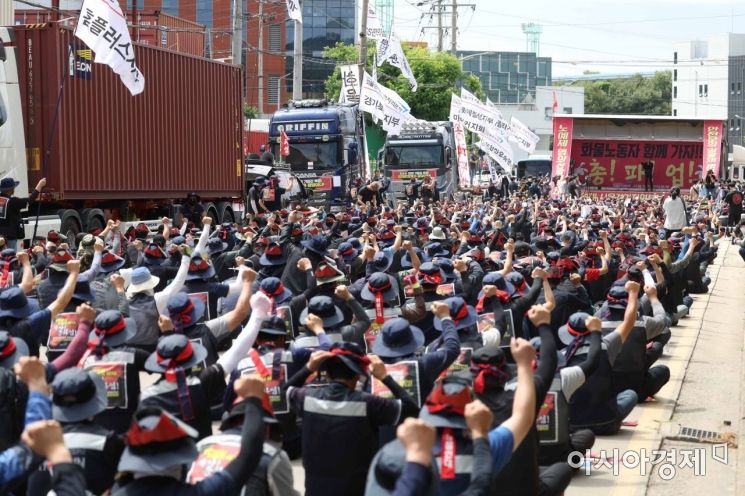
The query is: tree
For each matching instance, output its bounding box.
[322,42,484,121]
[558,71,672,115]
[243,103,258,119]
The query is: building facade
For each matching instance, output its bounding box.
[286,0,358,98]
[458,50,552,104]
[672,33,745,163]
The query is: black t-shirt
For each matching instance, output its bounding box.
[358,186,377,204]
[182,202,205,227]
[726,190,743,213]
[643,161,654,176]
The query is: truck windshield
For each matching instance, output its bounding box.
[384,145,443,169]
[273,142,339,171]
[517,160,552,178]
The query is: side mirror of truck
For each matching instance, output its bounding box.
[444,147,453,169]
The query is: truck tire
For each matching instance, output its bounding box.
[203,202,218,224]
[215,201,235,225]
[59,210,81,249]
[79,208,105,234]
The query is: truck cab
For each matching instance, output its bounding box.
[515,154,552,179]
[269,100,363,211]
[379,121,456,201]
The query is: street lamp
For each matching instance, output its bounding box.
[277,72,293,109]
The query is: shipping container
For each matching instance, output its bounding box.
[14,10,205,58]
[129,11,206,58]
[15,24,243,201]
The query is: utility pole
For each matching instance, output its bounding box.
[450,0,457,55]
[359,0,370,81]
[257,0,264,114]
[232,0,243,65]
[292,0,303,101]
[437,0,443,52]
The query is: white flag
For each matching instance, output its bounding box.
[508,116,539,153]
[359,72,410,135]
[75,0,144,95]
[377,35,417,91]
[452,122,471,188]
[338,64,361,104]
[460,87,481,104]
[285,0,302,23]
[477,134,514,173]
[449,93,463,124]
[366,3,385,39]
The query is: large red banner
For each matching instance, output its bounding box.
[569,139,705,190]
[551,117,574,178]
[703,120,723,176]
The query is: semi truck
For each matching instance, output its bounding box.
[0,24,244,243]
[268,99,364,210]
[378,121,457,201]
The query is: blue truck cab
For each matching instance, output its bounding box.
[378,121,457,202]
[269,100,364,210]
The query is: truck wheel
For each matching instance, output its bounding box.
[216,201,235,225]
[203,202,218,224]
[80,208,105,234]
[59,210,81,249]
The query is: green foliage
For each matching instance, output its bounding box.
[559,71,672,115]
[322,42,484,121]
[243,103,258,119]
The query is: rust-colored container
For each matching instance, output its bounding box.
[15,10,206,58]
[129,11,206,58]
[15,25,243,201]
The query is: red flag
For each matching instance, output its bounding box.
[552,91,559,116]
[280,129,290,157]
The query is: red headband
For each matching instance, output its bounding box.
[261,282,286,298]
[126,412,189,447]
[189,259,210,272]
[425,383,472,415]
[0,338,16,359]
[94,318,126,337]
[155,340,194,369]
[330,348,371,370]
[566,322,589,337]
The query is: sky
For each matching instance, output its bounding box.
[387,0,745,78]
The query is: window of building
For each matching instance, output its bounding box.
[739,81,743,94]
[730,118,735,130]
[673,69,677,82]
[126,0,144,8]
[673,86,677,98]
[161,0,178,15]
[196,0,213,29]
[737,119,742,131]
[704,84,708,97]
[563,107,572,114]
[544,107,552,120]
[698,84,703,97]
[733,82,737,94]
[673,109,677,116]
[673,51,677,64]
[267,75,280,104]
[268,24,282,52]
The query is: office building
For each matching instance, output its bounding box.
[672,33,745,162]
[458,50,552,104]
[286,0,358,98]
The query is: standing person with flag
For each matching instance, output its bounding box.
[0,177,46,251]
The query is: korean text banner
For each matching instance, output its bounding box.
[75,0,144,95]
[570,139,704,190]
[366,2,385,39]
[285,0,302,23]
[452,122,470,188]
[551,117,573,178]
[338,64,361,104]
[703,120,724,176]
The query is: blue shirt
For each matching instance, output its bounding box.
[487,425,514,474]
[0,391,52,486]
